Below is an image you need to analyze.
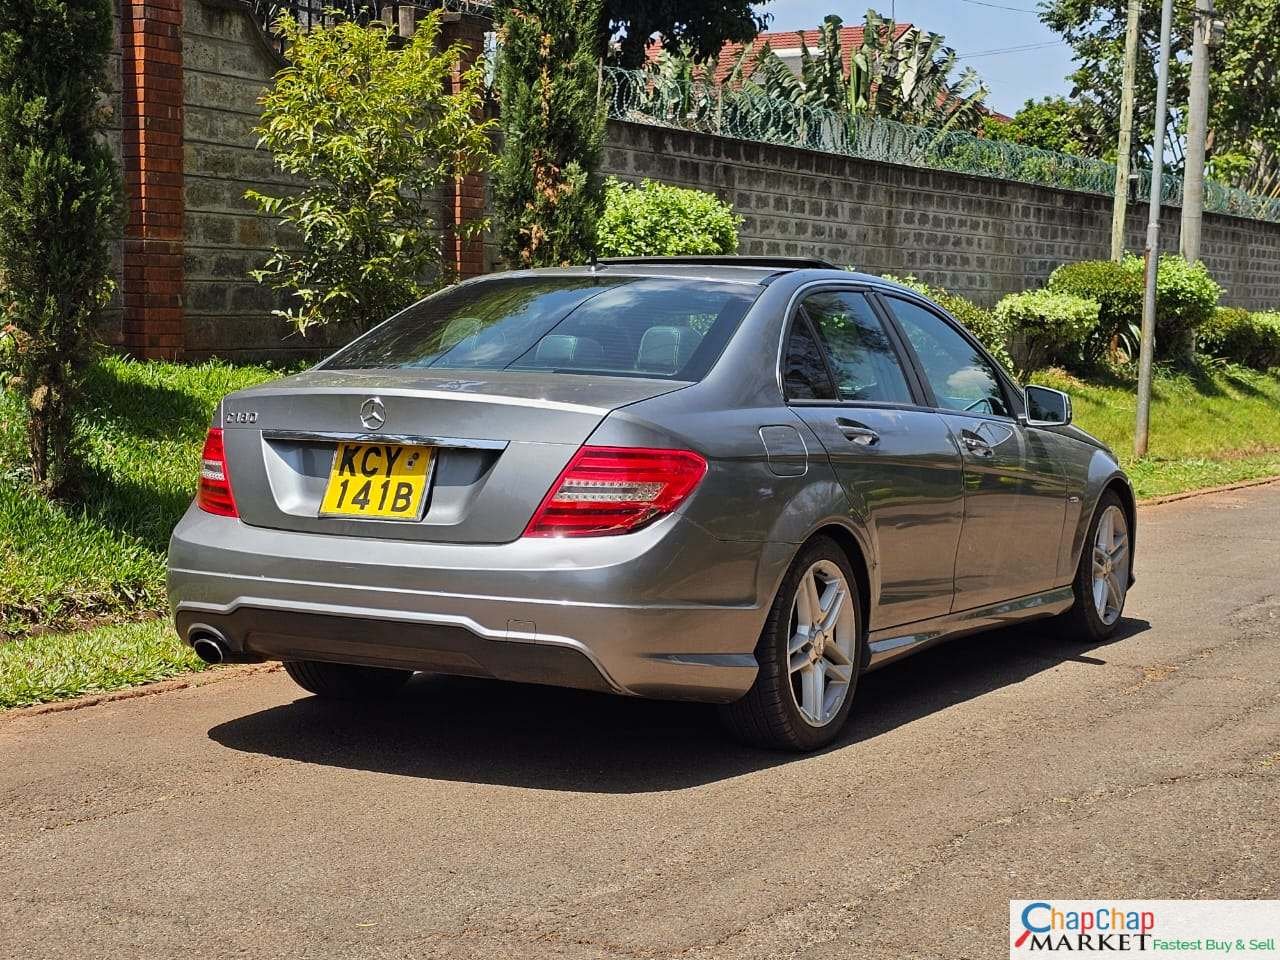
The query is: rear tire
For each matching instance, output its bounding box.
[1058,490,1131,643]
[283,660,412,700]
[719,536,864,752]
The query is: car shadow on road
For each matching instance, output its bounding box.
[207,616,1150,793]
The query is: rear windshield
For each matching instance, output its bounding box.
[319,276,761,381]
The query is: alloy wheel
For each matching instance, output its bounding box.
[787,560,857,727]
[1091,504,1130,626]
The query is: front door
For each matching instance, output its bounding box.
[879,294,1068,611]
[782,288,965,629]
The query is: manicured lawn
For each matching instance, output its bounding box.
[1,356,284,638]
[1035,365,1280,499]
[0,619,206,709]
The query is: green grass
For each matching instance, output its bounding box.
[1033,364,1280,499]
[0,619,207,709]
[1,356,284,638]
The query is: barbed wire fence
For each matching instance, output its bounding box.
[602,66,1280,226]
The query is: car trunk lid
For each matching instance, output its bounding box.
[218,369,688,543]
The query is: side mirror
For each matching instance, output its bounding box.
[1023,385,1072,427]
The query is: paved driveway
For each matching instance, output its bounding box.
[3,484,1278,960]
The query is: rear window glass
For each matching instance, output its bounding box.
[320,276,761,381]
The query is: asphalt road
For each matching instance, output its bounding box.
[3,483,1279,960]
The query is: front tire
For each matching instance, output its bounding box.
[720,537,863,752]
[283,660,412,700]
[1059,490,1131,643]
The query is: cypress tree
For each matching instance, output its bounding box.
[0,0,121,496]
[493,0,605,267]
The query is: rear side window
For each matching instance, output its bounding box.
[321,276,761,381]
[801,291,913,404]
[782,316,837,400]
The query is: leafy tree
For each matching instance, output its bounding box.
[982,97,1093,156]
[604,0,769,70]
[0,0,121,497]
[1040,0,1280,192]
[247,11,493,336]
[597,178,741,256]
[494,0,605,267]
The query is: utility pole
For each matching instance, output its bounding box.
[1110,0,1141,262]
[1135,0,1175,459]
[1179,0,1215,264]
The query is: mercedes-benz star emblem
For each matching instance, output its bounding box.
[359,397,386,431]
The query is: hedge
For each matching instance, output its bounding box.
[994,289,1100,379]
[1047,259,1143,365]
[1198,307,1280,370]
[1120,254,1222,359]
[597,178,741,257]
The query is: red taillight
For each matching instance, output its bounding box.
[196,427,238,517]
[523,446,708,537]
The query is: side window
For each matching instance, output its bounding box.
[802,291,913,404]
[782,316,836,400]
[884,297,1011,417]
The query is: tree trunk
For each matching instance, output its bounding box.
[26,372,74,498]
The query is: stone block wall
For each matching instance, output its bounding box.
[181,0,319,361]
[602,121,1280,311]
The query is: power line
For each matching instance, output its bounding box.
[957,40,1068,59]
[956,0,1042,13]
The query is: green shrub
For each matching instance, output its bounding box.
[1047,259,1143,364]
[994,289,1100,378]
[494,0,605,267]
[880,275,1013,373]
[1198,307,1280,370]
[247,12,493,335]
[1119,254,1222,359]
[597,178,741,257]
[0,0,121,496]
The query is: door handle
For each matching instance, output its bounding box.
[836,420,880,446]
[960,431,993,457]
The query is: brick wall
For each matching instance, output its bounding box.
[602,121,1280,311]
[119,0,187,358]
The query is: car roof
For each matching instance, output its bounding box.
[487,261,899,290]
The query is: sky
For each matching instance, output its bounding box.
[751,0,1078,117]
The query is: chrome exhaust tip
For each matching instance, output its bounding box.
[190,630,229,665]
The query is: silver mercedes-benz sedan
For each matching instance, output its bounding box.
[168,256,1135,751]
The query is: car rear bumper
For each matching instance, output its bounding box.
[167,505,794,702]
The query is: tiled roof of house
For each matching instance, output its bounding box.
[645,23,914,83]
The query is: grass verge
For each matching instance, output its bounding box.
[1,355,283,637]
[0,619,206,710]
[1034,364,1280,499]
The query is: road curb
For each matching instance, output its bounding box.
[0,662,282,722]
[1138,474,1280,507]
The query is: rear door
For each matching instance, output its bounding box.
[877,293,1068,611]
[782,287,964,630]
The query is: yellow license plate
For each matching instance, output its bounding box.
[319,442,434,520]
